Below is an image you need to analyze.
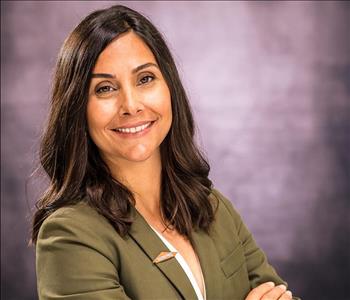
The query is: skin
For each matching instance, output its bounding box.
[87,30,172,208]
[245,282,293,300]
[87,30,293,300]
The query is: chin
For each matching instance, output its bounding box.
[123,149,155,163]
[121,142,162,163]
[126,154,152,162]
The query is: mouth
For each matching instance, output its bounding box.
[111,120,156,136]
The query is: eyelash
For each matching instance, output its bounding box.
[138,75,154,85]
[95,85,115,94]
[95,75,155,95]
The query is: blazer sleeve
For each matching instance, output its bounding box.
[212,189,301,300]
[36,204,131,300]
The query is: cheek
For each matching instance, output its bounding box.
[164,99,172,126]
[162,89,172,125]
[146,84,172,120]
[86,99,115,134]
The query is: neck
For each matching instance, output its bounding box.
[103,151,162,216]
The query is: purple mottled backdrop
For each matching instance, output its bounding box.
[1,1,349,299]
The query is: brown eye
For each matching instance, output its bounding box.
[138,75,154,85]
[95,85,116,94]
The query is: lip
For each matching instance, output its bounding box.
[113,120,156,130]
[111,120,156,138]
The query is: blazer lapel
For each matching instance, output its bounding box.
[128,206,198,300]
[191,229,223,300]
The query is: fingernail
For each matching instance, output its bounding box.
[285,290,292,297]
[267,281,275,287]
[278,284,287,291]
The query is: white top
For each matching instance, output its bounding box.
[149,224,206,300]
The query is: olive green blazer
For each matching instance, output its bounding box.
[36,189,300,300]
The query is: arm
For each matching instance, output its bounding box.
[212,189,301,300]
[36,204,131,300]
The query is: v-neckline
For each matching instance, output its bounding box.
[149,224,207,300]
[128,204,223,299]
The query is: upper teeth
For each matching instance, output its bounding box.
[116,122,152,133]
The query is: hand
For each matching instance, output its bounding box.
[245,282,293,300]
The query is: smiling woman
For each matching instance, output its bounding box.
[32,5,300,300]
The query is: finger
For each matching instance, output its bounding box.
[261,284,287,300]
[279,290,293,300]
[245,282,275,300]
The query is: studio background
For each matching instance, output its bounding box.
[1,1,349,300]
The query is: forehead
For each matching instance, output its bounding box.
[92,31,157,73]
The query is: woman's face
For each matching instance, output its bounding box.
[87,31,172,165]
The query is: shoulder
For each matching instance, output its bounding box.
[39,201,111,236]
[42,201,93,222]
[37,201,119,258]
[207,188,248,244]
[35,202,130,298]
[43,200,102,222]
[209,188,243,224]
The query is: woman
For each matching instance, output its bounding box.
[32,5,300,300]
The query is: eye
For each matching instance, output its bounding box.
[138,75,154,85]
[95,85,116,94]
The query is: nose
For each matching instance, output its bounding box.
[119,86,144,116]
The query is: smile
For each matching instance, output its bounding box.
[112,121,155,135]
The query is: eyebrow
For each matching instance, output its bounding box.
[91,62,159,78]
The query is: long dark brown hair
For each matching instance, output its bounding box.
[31,5,216,244]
